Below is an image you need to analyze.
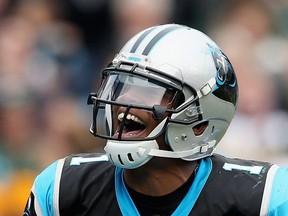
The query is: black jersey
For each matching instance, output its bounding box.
[24,153,288,216]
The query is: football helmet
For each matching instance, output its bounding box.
[87,24,238,169]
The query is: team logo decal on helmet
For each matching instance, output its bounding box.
[208,44,238,106]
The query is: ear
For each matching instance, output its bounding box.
[192,121,208,136]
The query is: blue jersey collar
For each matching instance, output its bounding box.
[115,158,212,215]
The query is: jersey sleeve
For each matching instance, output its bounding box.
[23,158,65,216]
[267,166,288,215]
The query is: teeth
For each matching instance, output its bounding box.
[117,113,144,125]
[118,113,124,120]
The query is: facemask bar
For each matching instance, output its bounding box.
[87,91,202,141]
[102,61,184,92]
[87,60,204,141]
[88,95,167,140]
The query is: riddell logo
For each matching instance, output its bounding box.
[207,43,238,106]
[128,56,141,62]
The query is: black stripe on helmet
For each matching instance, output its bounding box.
[142,25,183,55]
[130,27,156,53]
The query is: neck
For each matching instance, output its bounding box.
[124,157,198,196]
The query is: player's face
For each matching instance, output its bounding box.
[112,85,175,140]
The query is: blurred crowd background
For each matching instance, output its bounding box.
[0,0,287,215]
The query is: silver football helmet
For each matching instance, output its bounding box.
[88,24,238,169]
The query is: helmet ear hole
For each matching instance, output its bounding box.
[192,121,208,136]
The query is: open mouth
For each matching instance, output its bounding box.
[116,112,147,137]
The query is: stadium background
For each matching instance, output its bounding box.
[0,0,288,215]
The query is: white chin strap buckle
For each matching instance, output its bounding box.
[147,140,216,160]
[104,140,159,169]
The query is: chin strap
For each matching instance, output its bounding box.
[146,140,216,159]
[105,139,216,169]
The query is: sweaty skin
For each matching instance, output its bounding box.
[113,86,199,196]
[124,155,198,196]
